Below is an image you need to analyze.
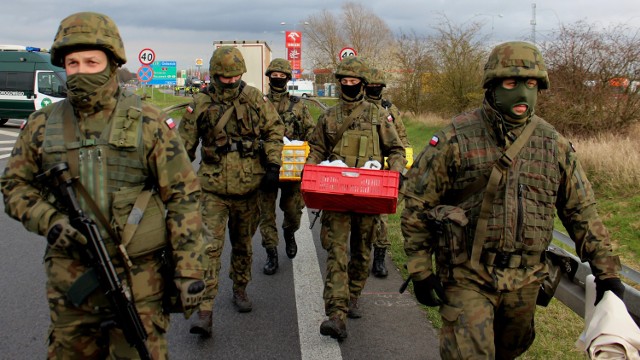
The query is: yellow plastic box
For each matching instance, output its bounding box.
[279,142,310,181]
[384,146,414,169]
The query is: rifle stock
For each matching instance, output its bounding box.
[39,163,152,360]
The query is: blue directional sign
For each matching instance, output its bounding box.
[147,61,177,85]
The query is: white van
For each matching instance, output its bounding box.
[0,45,67,125]
[287,80,314,97]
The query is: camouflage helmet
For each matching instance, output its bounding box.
[266,58,292,77]
[365,67,386,86]
[50,12,126,67]
[335,56,369,81]
[210,46,247,77]
[483,41,549,89]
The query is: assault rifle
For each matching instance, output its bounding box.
[37,163,151,360]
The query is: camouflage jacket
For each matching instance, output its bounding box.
[1,85,205,280]
[179,81,284,196]
[367,97,410,147]
[306,98,406,172]
[401,101,621,290]
[267,90,315,141]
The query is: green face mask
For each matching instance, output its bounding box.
[66,66,112,97]
[493,79,538,122]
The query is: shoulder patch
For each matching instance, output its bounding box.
[263,95,268,102]
[186,105,194,114]
[165,118,176,129]
[429,135,439,146]
[387,114,394,122]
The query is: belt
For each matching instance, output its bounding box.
[217,142,241,154]
[481,250,542,269]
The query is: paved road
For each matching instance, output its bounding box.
[0,123,440,359]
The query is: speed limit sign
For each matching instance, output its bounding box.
[339,47,357,60]
[138,48,156,65]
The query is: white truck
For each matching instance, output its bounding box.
[213,40,272,94]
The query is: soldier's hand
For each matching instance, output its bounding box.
[594,277,625,305]
[413,274,446,306]
[261,164,281,192]
[46,217,87,250]
[174,277,205,311]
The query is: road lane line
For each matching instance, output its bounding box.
[294,208,342,360]
[0,129,19,137]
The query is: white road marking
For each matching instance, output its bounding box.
[0,129,19,137]
[294,209,343,360]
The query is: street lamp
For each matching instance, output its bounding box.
[474,13,504,34]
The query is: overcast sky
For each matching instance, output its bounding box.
[2,0,639,73]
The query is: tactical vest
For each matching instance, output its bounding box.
[331,102,383,167]
[273,94,304,140]
[196,83,266,195]
[448,112,560,264]
[41,94,167,258]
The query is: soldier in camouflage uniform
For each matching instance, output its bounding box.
[364,66,411,278]
[401,41,624,359]
[259,58,316,275]
[179,46,284,337]
[306,56,405,341]
[0,12,206,359]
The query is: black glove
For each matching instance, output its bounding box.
[412,274,446,306]
[46,217,87,250]
[261,164,280,192]
[594,277,625,305]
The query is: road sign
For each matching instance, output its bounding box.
[339,47,357,60]
[147,61,177,85]
[138,48,156,65]
[137,65,154,83]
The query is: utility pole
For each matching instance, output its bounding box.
[531,3,537,44]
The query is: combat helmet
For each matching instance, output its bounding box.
[50,12,126,67]
[366,67,386,86]
[483,41,549,89]
[210,46,247,77]
[266,58,292,78]
[335,56,369,81]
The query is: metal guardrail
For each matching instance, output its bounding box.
[552,230,640,325]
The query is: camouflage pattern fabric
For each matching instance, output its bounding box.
[482,41,549,89]
[401,98,621,356]
[259,90,315,249]
[50,12,127,67]
[179,79,283,313]
[320,211,379,318]
[265,58,292,77]
[1,67,204,358]
[209,46,246,77]
[374,214,391,249]
[197,191,260,312]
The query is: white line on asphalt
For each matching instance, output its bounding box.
[0,129,19,137]
[0,153,11,159]
[294,209,343,360]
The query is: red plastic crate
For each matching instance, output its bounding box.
[301,164,399,214]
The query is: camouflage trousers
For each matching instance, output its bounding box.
[45,251,168,359]
[439,281,538,359]
[372,213,391,249]
[258,181,305,249]
[199,191,260,312]
[320,210,379,318]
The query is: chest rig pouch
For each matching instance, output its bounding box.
[332,104,383,167]
[42,95,168,259]
[278,95,304,139]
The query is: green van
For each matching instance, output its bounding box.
[0,45,66,125]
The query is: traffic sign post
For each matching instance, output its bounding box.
[138,48,156,65]
[137,65,154,83]
[339,47,357,60]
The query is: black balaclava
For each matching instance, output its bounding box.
[269,76,288,93]
[213,75,242,102]
[340,80,364,102]
[365,85,383,100]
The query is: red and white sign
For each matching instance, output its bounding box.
[286,31,302,48]
[138,48,156,65]
[339,47,357,60]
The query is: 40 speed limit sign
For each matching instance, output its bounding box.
[138,48,156,65]
[339,47,357,60]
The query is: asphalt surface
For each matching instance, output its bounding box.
[0,121,440,359]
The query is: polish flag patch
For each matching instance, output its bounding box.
[186,106,194,113]
[165,118,176,129]
[387,114,394,122]
[429,135,439,146]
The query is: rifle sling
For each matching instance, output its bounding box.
[469,117,541,269]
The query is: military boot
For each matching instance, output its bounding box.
[189,310,212,337]
[320,314,347,341]
[372,247,388,278]
[263,248,279,275]
[233,288,253,313]
[284,229,298,259]
[347,296,362,319]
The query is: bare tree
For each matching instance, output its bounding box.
[539,21,640,136]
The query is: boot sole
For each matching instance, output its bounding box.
[263,268,278,275]
[189,325,212,338]
[320,326,348,341]
[233,302,253,313]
